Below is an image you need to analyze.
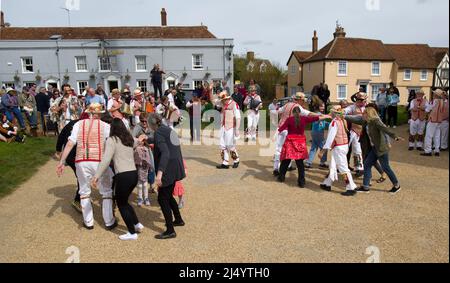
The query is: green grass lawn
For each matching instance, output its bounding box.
[0,136,56,198]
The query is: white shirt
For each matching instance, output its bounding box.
[277,103,311,117]
[68,119,111,144]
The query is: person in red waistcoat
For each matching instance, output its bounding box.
[277,107,330,187]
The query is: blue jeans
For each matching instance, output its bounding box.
[378,105,386,124]
[5,107,25,128]
[363,148,399,188]
[306,132,328,165]
[24,110,37,128]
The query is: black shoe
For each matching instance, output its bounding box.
[216,164,229,169]
[173,220,185,227]
[389,186,402,195]
[441,148,448,152]
[416,147,423,151]
[421,153,432,157]
[319,164,329,169]
[408,147,414,151]
[298,182,305,188]
[105,220,118,231]
[341,190,357,197]
[304,164,312,169]
[435,153,440,157]
[83,223,94,230]
[273,170,280,177]
[277,175,285,183]
[155,231,177,240]
[320,184,331,192]
[356,186,370,194]
[232,162,239,169]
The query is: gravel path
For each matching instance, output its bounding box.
[0,125,448,263]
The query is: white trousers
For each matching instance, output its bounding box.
[323,145,357,191]
[349,131,363,171]
[220,126,239,165]
[75,162,115,227]
[247,112,260,139]
[273,130,288,170]
[440,120,449,150]
[424,122,441,153]
[409,119,426,148]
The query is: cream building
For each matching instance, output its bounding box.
[290,25,447,104]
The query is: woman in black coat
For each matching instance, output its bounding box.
[144,113,185,240]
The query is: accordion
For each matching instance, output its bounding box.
[248,97,262,111]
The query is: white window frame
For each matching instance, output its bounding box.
[192,54,204,70]
[290,65,297,75]
[337,61,348,76]
[75,56,88,72]
[337,84,347,100]
[420,70,428,81]
[442,68,449,80]
[181,83,190,89]
[2,82,15,89]
[135,56,147,72]
[371,61,381,76]
[136,80,148,92]
[98,56,117,72]
[21,57,34,73]
[77,81,89,95]
[193,80,203,89]
[404,69,412,81]
[24,82,35,88]
[370,84,383,101]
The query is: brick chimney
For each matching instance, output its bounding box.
[312,30,318,53]
[1,11,5,28]
[161,8,167,26]
[333,23,346,38]
[247,51,255,61]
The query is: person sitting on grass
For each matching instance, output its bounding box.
[0,113,25,143]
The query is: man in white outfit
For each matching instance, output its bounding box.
[244,86,262,141]
[216,91,241,169]
[56,103,116,230]
[272,92,312,176]
[343,92,366,177]
[320,105,357,197]
[422,89,446,157]
[440,91,449,151]
[408,90,428,151]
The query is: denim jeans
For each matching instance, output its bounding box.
[24,110,37,128]
[363,148,399,188]
[5,107,25,128]
[306,132,328,165]
[378,105,386,124]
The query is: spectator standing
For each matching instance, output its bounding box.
[231,85,244,111]
[376,87,388,123]
[150,64,165,99]
[387,88,400,128]
[86,88,105,107]
[186,94,202,143]
[19,87,38,130]
[35,87,51,133]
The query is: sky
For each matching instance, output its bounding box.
[1,0,449,68]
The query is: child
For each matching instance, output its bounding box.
[305,103,329,169]
[134,140,153,207]
[0,113,25,143]
[173,160,187,209]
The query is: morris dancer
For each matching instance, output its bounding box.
[343,92,366,177]
[320,106,357,197]
[408,90,427,151]
[56,103,116,230]
[440,91,449,151]
[216,91,241,169]
[243,86,262,141]
[156,96,180,129]
[273,92,313,176]
[422,89,446,157]
[107,88,130,129]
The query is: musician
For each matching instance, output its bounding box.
[243,86,262,141]
[408,90,427,151]
[107,88,130,129]
[422,89,446,157]
[155,96,180,129]
[216,91,241,169]
[131,89,146,126]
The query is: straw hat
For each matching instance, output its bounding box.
[355,92,368,101]
[219,91,231,101]
[293,92,306,101]
[85,103,105,114]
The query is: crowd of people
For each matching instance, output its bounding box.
[1,76,448,239]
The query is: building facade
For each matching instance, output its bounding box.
[0,9,234,95]
[432,48,449,89]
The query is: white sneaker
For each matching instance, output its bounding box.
[393,126,397,129]
[119,232,138,241]
[135,223,144,233]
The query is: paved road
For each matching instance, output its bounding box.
[0,125,448,263]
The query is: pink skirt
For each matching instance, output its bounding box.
[280,135,308,161]
[173,181,185,197]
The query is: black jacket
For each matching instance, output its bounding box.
[35,92,50,113]
[56,120,78,165]
[152,125,185,187]
[232,92,244,110]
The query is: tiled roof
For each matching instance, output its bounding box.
[431,47,449,66]
[303,37,395,63]
[385,44,437,69]
[0,26,216,40]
